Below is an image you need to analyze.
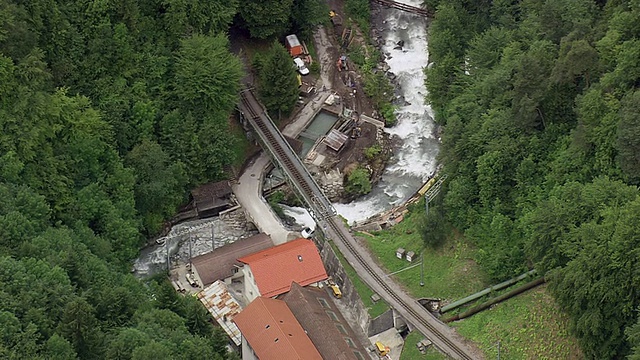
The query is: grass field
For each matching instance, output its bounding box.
[229,119,255,169]
[329,241,389,318]
[400,332,449,360]
[452,285,583,359]
[357,203,487,302]
[358,201,581,359]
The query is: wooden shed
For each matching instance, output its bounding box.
[191,180,233,218]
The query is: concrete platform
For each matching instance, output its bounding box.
[368,327,404,360]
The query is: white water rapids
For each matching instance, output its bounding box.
[332,2,438,225]
[134,2,437,276]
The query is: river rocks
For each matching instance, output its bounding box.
[322,182,346,202]
[220,208,252,230]
[377,62,391,73]
[319,168,345,202]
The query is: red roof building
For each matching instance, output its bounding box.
[237,239,328,299]
[233,297,322,360]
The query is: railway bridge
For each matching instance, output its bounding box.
[371,0,432,17]
[238,89,479,360]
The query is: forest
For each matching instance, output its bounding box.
[0,0,324,358]
[424,0,640,358]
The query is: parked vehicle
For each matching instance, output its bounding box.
[301,226,314,238]
[294,57,309,75]
[285,34,303,57]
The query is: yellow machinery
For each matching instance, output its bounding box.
[375,341,389,356]
[330,284,342,298]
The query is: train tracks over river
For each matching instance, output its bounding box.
[238,89,479,359]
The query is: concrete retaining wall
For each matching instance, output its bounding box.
[315,238,372,334]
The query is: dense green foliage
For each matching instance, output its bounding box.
[420,199,448,250]
[425,0,640,358]
[0,0,331,357]
[258,41,300,120]
[345,167,372,196]
[350,44,397,125]
[0,0,281,358]
[344,0,371,35]
[239,0,328,40]
[291,0,330,39]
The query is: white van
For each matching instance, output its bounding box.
[293,57,309,75]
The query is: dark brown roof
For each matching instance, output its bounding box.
[192,233,273,286]
[280,283,368,360]
[191,181,233,211]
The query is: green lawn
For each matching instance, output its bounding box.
[357,201,581,359]
[400,332,450,360]
[357,205,487,302]
[329,241,389,318]
[452,285,582,360]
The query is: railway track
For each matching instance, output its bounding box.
[238,89,476,360]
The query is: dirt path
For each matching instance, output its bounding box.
[312,25,336,90]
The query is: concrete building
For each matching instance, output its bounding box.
[233,297,322,360]
[237,239,328,303]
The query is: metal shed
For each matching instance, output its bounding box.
[323,129,349,152]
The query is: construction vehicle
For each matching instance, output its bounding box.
[330,284,342,298]
[337,55,348,72]
[375,341,390,356]
[329,10,343,26]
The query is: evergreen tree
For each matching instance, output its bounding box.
[239,0,294,39]
[258,41,300,120]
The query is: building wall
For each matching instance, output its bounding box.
[241,337,259,360]
[242,265,261,304]
[314,238,371,335]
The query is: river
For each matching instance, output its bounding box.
[333,1,438,225]
[133,2,436,276]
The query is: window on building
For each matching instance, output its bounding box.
[344,337,356,348]
[336,323,348,335]
[353,351,365,360]
[317,298,330,308]
[325,310,338,321]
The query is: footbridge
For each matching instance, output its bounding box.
[237,88,479,360]
[371,0,432,17]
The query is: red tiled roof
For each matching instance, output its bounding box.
[233,297,322,360]
[237,239,328,298]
